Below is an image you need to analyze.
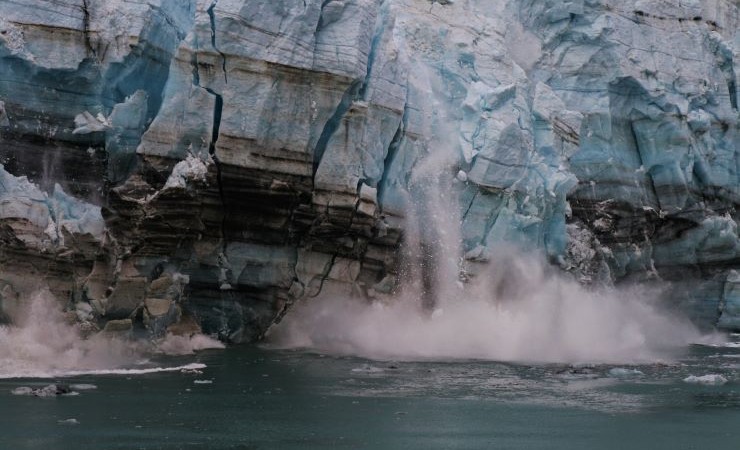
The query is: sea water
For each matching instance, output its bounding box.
[1,342,739,449]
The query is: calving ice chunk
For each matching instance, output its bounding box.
[164,154,212,189]
[0,165,104,249]
[72,111,112,134]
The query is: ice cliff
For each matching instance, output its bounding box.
[0,0,737,341]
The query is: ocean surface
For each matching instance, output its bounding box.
[1,342,740,449]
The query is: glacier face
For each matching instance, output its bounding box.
[0,0,737,341]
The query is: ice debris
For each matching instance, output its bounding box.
[683,374,728,385]
[11,384,74,397]
[57,419,80,425]
[164,154,210,189]
[69,384,97,390]
[608,368,644,378]
[72,111,111,134]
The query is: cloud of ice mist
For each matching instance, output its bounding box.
[0,290,140,378]
[267,253,706,364]
[0,290,222,379]
[269,60,712,365]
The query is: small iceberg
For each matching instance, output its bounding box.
[698,341,740,348]
[69,384,97,390]
[683,374,728,385]
[351,365,385,374]
[57,419,79,426]
[11,384,74,397]
[10,387,33,396]
[608,368,644,378]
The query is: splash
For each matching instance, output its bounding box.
[266,65,707,364]
[156,333,225,356]
[267,253,704,364]
[0,290,218,379]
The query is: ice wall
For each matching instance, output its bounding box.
[0,0,737,341]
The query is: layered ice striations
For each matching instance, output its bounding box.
[0,0,737,341]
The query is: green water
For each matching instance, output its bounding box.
[1,344,739,449]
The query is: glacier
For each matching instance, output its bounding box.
[0,0,737,342]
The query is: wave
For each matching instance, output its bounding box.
[0,362,208,379]
[267,254,705,364]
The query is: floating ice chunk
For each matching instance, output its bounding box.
[33,385,59,397]
[58,418,79,425]
[69,383,97,390]
[351,365,384,373]
[193,379,213,384]
[683,374,728,385]
[456,170,468,182]
[13,384,75,397]
[10,387,33,396]
[608,368,644,378]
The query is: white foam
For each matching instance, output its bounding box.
[0,290,144,379]
[1,362,208,380]
[693,340,740,349]
[0,363,208,379]
[268,269,702,364]
[715,342,740,348]
[193,379,213,384]
[69,384,97,390]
